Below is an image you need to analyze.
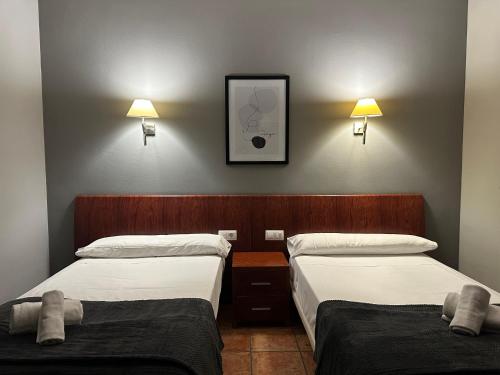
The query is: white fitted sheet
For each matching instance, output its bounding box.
[290,254,500,348]
[21,255,225,316]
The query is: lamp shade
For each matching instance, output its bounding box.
[126,99,159,118]
[350,98,383,118]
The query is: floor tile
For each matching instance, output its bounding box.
[252,351,306,375]
[295,332,312,351]
[222,330,251,352]
[300,351,316,375]
[292,325,306,335]
[252,328,298,351]
[222,351,251,375]
[251,326,294,334]
[218,304,313,373]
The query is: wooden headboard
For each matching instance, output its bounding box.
[74,195,253,250]
[74,194,425,251]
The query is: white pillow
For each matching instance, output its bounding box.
[75,234,232,259]
[287,233,437,258]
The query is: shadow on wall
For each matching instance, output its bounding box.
[47,93,460,272]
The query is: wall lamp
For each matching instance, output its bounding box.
[126,99,159,146]
[350,98,383,144]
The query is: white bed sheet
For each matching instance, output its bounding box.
[21,255,225,316]
[290,253,500,348]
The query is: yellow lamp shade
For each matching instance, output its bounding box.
[350,98,383,118]
[126,99,159,118]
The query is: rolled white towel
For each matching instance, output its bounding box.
[484,306,500,333]
[9,299,83,335]
[450,285,490,336]
[442,291,500,333]
[36,290,65,345]
[441,292,460,323]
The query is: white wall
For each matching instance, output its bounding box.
[0,0,49,302]
[460,0,500,290]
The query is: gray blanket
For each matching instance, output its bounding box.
[0,297,223,375]
[315,300,500,375]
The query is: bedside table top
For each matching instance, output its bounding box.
[233,252,288,268]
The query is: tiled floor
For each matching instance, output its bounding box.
[217,305,316,375]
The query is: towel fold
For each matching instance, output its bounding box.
[484,306,500,333]
[442,291,500,332]
[442,292,460,322]
[450,285,490,336]
[36,290,65,345]
[9,299,83,335]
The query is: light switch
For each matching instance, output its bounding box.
[265,230,284,241]
[218,230,237,241]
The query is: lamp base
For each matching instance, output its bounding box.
[353,116,368,144]
[142,118,156,146]
[353,122,365,135]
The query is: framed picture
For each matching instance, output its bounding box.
[225,74,289,164]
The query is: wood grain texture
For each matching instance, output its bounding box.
[233,252,288,269]
[75,194,424,251]
[74,195,255,303]
[74,194,424,304]
[74,195,253,250]
[250,194,425,252]
[232,252,290,324]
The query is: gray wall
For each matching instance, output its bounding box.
[39,0,468,273]
[460,0,500,290]
[0,0,49,302]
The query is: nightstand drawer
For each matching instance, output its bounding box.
[233,269,289,297]
[234,296,289,323]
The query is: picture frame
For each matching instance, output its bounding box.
[225,74,289,164]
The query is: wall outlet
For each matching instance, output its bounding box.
[218,230,237,241]
[265,230,284,241]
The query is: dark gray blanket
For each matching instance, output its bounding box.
[315,301,500,375]
[0,298,223,375]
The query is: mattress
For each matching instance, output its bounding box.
[21,255,225,315]
[290,253,500,348]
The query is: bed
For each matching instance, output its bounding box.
[291,253,500,350]
[0,195,246,375]
[0,250,226,375]
[289,233,500,373]
[20,255,224,315]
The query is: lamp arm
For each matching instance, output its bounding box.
[142,117,147,146]
[363,116,368,145]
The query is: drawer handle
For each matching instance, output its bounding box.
[250,282,272,286]
[251,307,272,311]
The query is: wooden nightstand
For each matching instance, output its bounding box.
[232,251,290,325]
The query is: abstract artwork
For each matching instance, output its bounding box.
[225,75,289,164]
